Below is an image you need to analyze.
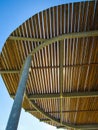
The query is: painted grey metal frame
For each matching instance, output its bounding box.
[27,30,98,129]
[4,30,98,130]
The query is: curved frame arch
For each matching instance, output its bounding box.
[21,30,98,129]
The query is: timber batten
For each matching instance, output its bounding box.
[0,1,98,130]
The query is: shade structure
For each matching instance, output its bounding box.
[0,0,98,129]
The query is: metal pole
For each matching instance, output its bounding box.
[6,55,32,130]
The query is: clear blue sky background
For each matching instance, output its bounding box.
[0,0,85,130]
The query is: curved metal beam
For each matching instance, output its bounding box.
[25,30,98,129]
[27,95,98,129]
[29,30,98,56]
[28,98,66,127]
[10,30,97,129]
[8,30,98,43]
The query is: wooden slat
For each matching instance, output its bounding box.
[1,1,98,129]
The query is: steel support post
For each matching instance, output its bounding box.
[6,55,32,130]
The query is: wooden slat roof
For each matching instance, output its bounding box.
[0,1,98,129]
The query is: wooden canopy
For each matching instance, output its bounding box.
[0,1,98,129]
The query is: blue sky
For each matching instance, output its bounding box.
[0,0,85,130]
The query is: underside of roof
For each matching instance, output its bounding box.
[0,1,98,129]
